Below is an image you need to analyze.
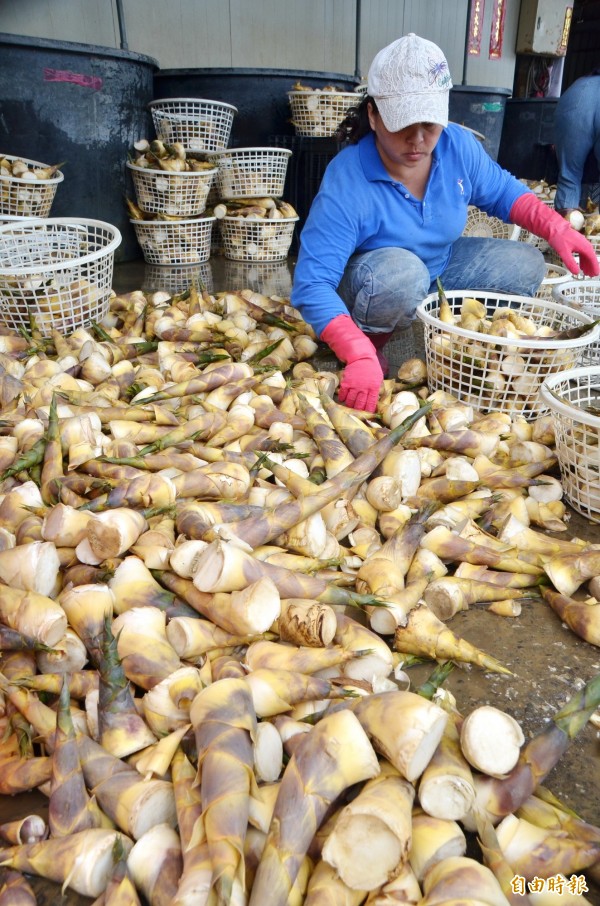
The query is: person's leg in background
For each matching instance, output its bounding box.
[337,246,430,374]
[554,77,598,213]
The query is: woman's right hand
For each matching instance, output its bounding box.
[320,315,384,412]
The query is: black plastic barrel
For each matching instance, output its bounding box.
[153,68,360,148]
[497,98,560,182]
[449,86,511,161]
[0,33,158,261]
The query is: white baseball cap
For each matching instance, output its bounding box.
[367,33,452,133]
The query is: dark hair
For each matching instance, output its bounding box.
[335,95,377,144]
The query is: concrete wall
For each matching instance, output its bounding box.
[0,0,518,90]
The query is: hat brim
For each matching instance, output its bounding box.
[374,90,449,133]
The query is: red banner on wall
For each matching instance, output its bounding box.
[489,0,506,58]
[467,0,485,55]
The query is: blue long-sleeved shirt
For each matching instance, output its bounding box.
[291,124,529,336]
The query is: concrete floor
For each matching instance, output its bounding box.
[4,255,600,904]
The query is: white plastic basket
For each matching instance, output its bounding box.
[149,98,237,152]
[539,366,600,522]
[288,90,357,137]
[462,206,521,240]
[210,147,292,200]
[0,218,121,336]
[127,162,217,217]
[535,262,571,300]
[219,215,298,262]
[0,154,64,218]
[131,216,215,265]
[354,82,368,96]
[416,290,600,419]
[552,278,600,364]
[143,261,213,295]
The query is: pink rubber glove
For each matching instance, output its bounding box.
[510,193,600,278]
[320,314,383,412]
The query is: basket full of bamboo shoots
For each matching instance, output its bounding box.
[0,217,121,336]
[552,278,600,364]
[130,213,216,265]
[540,365,600,521]
[288,82,357,137]
[209,147,292,200]
[214,197,298,261]
[416,283,600,419]
[149,97,237,152]
[0,153,64,219]
[127,139,217,217]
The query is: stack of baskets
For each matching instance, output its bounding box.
[0,217,121,336]
[128,98,238,266]
[0,153,64,225]
[209,147,298,262]
[288,84,358,138]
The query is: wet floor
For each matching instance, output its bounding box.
[3,255,600,904]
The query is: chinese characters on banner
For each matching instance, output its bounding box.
[489,0,506,58]
[468,0,485,55]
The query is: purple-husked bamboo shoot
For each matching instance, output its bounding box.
[304,860,368,906]
[248,708,380,906]
[188,538,377,609]
[420,525,544,576]
[102,836,142,905]
[543,550,600,598]
[0,753,52,794]
[321,763,414,890]
[333,612,394,683]
[189,676,258,903]
[0,868,37,906]
[81,509,149,561]
[141,666,202,737]
[0,829,134,898]
[110,606,183,690]
[495,813,600,880]
[408,811,467,883]
[0,586,67,647]
[127,823,183,906]
[419,855,511,905]
[475,810,534,905]
[35,627,87,675]
[394,603,512,675]
[49,676,107,836]
[77,735,177,840]
[0,540,60,597]
[418,711,476,822]
[342,690,447,782]
[109,555,194,617]
[94,614,157,757]
[58,583,115,661]
[423,577,534,622]
[0,815,47,846]
[363,860,422,904]
[541,586,600,647]
[244,639,360,675]
[166,614,267,660]
[244,667,343,718]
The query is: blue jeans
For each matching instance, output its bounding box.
[554,74,600,211]
[337,239,546,335]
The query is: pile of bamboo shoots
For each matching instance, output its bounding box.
[129,140,215,175]
[0,281,599,903]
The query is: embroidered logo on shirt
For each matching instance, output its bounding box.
[457,178,464,195]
